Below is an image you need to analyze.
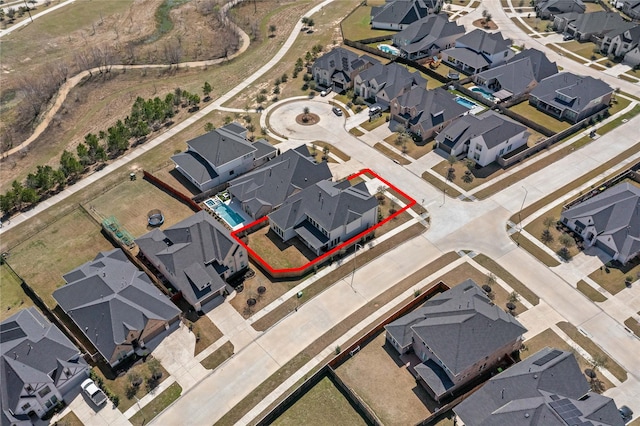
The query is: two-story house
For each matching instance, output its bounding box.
[618,0,640,19]
[389,86,468,141]
[312,47,379,93]
[392,14,465,60]
[601,24,640,66]
[561,182,640,265]
[228,145,332,220]
[385,280,526,402]
[536,0,586,19]
[529,72,613,123]
[1,308,89,423]
[435,111,529,167]
[442,29,514,75]
[53,249,181,367]
[563,11,628,42]
[472,48,558,101]
[455,347,625,426]
[354,62,426,107]
[136,211,248,312]
[172,123,277,192]
[268,180,378,256]
[371,0,442,30]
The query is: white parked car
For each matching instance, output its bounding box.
[81,378,107,407]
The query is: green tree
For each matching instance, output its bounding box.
[204,122,215,132]
[53,169,67,188]
[20,187,38,205]
[0,191,16,214]
[59,150,82,178]
[541,229,554,244]
[202,81,212,100]
[559,233,574,248]
[268,25,276,37]
[77,142,90,166]
[106,120,131,155]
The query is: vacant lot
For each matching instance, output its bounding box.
[0,263,35,321]
[88,175,196,238]
[8,208,114,308]
[336,332,434,425]
[522,328,614,392]
[273,376,366,426]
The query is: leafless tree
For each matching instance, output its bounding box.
[163,40,183,65]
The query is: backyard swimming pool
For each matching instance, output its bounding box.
[455,96,478,109]
[204,197,245,228]
[470,86,495,100]
[378,44,400,55]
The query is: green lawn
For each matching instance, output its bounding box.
[558,40,605,61]
[524,204,582,260]
[511,232,561,267]
[341,3,394,41]
[273,376,366,425]
[509,101,571,133]
[55,411,84,426]
[0,263,34,321]
[129,382,182,426]
[360,112,389,131]
[577,280,607,302]
[201,341,234,370]
[596,104,640,135]
[349,127,365,136]
[384,134,434,160]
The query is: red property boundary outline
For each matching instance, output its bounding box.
[230,168,417,275]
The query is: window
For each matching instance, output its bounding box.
[504,51,509,57]
[499,148,505,155]
[229,170,234,176]
[507,144,512,152]
[21,403,31,411]
[473,152,480,161]
[38,386,51,398]
[475,144,482,151]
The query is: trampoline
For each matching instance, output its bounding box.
[147,209,165,227]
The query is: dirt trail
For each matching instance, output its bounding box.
[3,0,250,159]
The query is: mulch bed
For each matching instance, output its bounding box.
[296,113,320,125]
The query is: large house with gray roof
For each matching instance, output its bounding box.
[228,145,332,220]
[171,123,277,192]
[473,48,558,101]
[390,86,468,141]
[1,307,88,424]
[618,0,640,19]
[371,0,442,31]
[454,347,624,426]
[442,29,514,75]
[136,211,248,311]
[354,62,427,107]
[385,280,526,401]
[601,24,640,66]
[268,180,378,256]
[536,0,585,19]
[529,72,613,123]
[392,14,465,60]
[312,48,379,93]
[53,249,180,367]
[435,111,529,167]
[563,11,628,42]
[561,182,640,265]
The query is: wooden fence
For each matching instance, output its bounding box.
[143,170,202,212]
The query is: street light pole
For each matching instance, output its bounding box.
[517,186,528,246]
[441,188,447,207]
[350,243,364,291]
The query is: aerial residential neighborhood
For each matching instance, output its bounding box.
[0,0,638,425]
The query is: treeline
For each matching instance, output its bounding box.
[0,84,210,216]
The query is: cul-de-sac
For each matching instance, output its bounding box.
[0,0,639,424]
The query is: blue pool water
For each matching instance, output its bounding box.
[471,86,494,100]
[204,198,220,209]
[213,203,245,228]
[378,44,400,55]
[455,96,478,109]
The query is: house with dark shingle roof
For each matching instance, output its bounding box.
[384,280,526,402]
[354,62,427,107]
[393,14,465,60]
[536,0,586,19]
[473,48,558,101]
[442,29,514,75]
[564,11,628,42]
[601,23,640,66]
[561,182,640,264]
[136,211,248,311]
[620,0,640,19]
[312,47,379,93]
[435,111,529,167]
[1,308,88,423]
[228,145,332,220]
[454,347,624,426]
[529,72,613,123]
[268,180,378,256]
[371,0,442,31]
[553,11,582,33]
[171,123,277,192]
[389,86,468,141]
[53,249,180,367]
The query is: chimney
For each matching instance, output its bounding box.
[501,388,505,399]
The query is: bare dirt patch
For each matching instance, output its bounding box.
[472,18,498,30]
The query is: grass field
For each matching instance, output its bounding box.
[201,341,235,370]
[336,332,434,425]
[360,113,389,131]
[340,2,394,41]
[272,376,366,425]
[88,175,197,238]
[509,102,571,133]
[384,134,434,160]
[248,227,317,270]
[7,208,114,308]
[560,40,605,61]
[129,382,182,426]
[522,328,614,391]
[0,263,34,321]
